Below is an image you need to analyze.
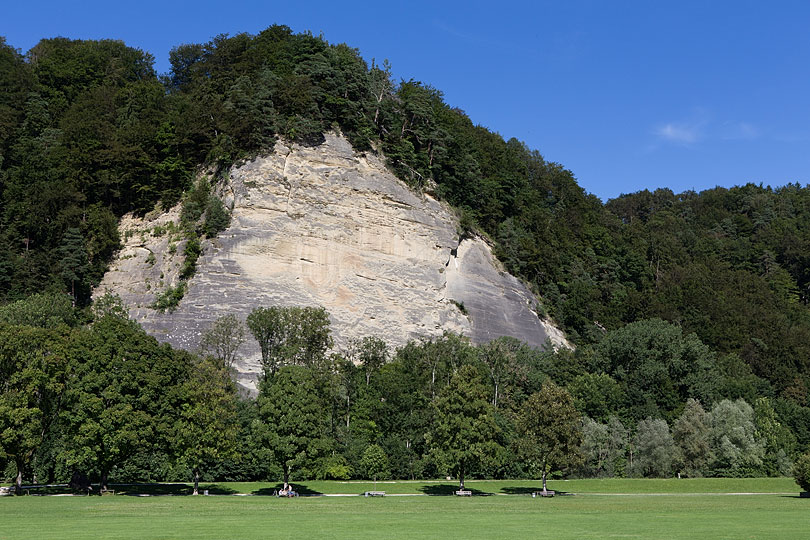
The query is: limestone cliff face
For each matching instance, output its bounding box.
[96,133,569,392]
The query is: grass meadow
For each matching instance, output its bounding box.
[1,478,805,539]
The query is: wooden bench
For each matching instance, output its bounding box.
[455,490,472,496]
[0,486,11,496]
[100,489,115,496]
[364,491,386,497]
[531,490,555,498]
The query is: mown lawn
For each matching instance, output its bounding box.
[1,478,805,540]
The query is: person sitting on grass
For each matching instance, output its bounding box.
[280,482,295,497]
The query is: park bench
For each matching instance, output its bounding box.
[531,490,555,497]
[0,486,10,496]
[454,490,472,496]
[364,491,386,497]
[100,488,115,496]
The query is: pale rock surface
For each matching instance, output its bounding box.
[96,133,569,392]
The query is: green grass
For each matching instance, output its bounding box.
[1,479,805,539]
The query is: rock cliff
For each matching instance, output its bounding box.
[96,133,569,392]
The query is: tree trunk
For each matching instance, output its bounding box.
[458,465,465,490]
[542,469,548,494]
[283,466,290,485]
[15,467,23,496]
[193,469,200,496]
[101,470,109,493]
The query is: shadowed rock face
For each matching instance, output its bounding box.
[96,134,569,392]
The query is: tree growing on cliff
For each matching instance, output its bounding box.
[57,228,90,307]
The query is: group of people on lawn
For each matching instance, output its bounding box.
[279,482,296,497]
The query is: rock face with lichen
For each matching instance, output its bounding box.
[96,133,569,392]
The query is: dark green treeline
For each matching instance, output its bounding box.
[2,298,808,488]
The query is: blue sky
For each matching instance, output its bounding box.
[4,0,809,201]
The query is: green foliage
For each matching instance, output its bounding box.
[203,195,230,238]
[672,398,713,477]
[0,292,77,327]
[345,336,389,386]
[174,355,239,494]
[428,364,502,489]
[199,314,246,370]
[753,397,796,476]
[254,365,331,483]
[631,418,675,478]
[568,373,622,423]
[579,416,627,478]
[60,315,193,490]
[358,444,390,480]
[246,305,332,380]
[709,399,764,477]
[514,381,582,490]
[151,282,187,313]
[594,319,718,421]
[0,325,70,492]
[793,452,810,492]
[91,291,129,320]
[57,227,91,305]
[179,236,201,280]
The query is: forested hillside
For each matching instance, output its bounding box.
[2,27,810,489]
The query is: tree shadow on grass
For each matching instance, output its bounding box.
[116,483,237,496]
[419,484,493,496]
[253,483,323,496]
[500,486,541,495]
[500,486,573,496]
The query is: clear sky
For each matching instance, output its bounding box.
[4,0,809,201]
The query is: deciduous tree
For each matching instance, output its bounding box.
[0,325,69,494]
[631,418,675,478]
[428,364,501,490]
[174,355,239,495]
[254,365,330,484]
[199,314,246,370]
[514,381,582,493]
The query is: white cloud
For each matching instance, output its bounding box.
[655,121,703,144]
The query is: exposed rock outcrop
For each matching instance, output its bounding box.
[96,133,569,392]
